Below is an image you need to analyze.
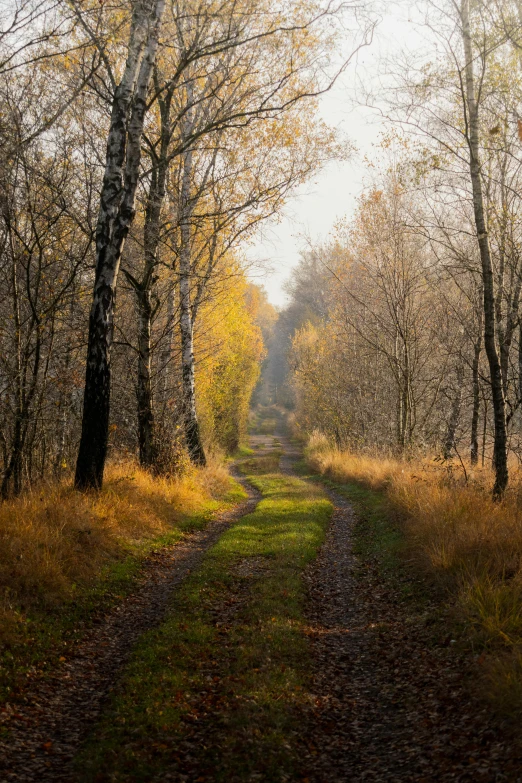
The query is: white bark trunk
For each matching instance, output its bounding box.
[75,0,166,489]
[178,120,206,465]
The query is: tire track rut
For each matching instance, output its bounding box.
[0,471,259,783]
[276,433,522,782]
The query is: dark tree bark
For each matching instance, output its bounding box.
[461,0,508,498]
[75,0,165,490]
[132,77,173,467]
[443,363,464,460]
[178,137,206,466]
[519,321,522,414]
[136,287,156,466]
[1,248,42,498]
[470,331,482,466]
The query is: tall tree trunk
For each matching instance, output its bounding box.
[133,78,172,467]
[471,333,481,465]
[443,363,464,460]
[519,321,522,414]
[499,275,521,403]
[54,403,69,476]
[461,0,508,498]
[2,330,42,498]
[159,279,175,414]
[179,137,206,466]
[75,0,165,490]
[136,287,156,466]
[2,256,22,498]
[2,253,43,497]
[482,396,488,467]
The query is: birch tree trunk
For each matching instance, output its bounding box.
[159,280,175,414]
[178,124,206,466]
[461,0,508,497]
[75,0,165,490]
[133,85,171,467]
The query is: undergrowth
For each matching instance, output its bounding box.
[305,432,522,719]
[0,458,244,703]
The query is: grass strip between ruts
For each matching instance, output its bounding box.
[76,467,332,782]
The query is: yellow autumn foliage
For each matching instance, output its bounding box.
[195,265,264,452]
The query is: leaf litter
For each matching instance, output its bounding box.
[1,430,521,782]
[0,475,258,783]
[299,482,522,782]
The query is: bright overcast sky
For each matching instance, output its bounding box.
[246,2,419,306]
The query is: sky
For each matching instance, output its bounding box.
[246,3,417,307]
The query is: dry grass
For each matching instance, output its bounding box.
[305,431,522,717]
[0,457,234,646]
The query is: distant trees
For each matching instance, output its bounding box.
[72,0,374,487]
[0,131,93,497]
[290,173,442,452]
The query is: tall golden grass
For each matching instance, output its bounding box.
[306,431,522,717]
[0,458,233,644]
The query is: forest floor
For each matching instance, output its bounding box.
[1,410,522,781]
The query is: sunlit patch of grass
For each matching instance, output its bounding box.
[0,457,245,702]
[233,444,255,458]
[462,577,522,647]
[305,431,404,491]
[305,433,522,718]
[76,460,332,781]
[240,451,282,474]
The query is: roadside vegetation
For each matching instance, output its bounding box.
[76,451,332,781]
[305,433,522,718]
[0,460,244,704]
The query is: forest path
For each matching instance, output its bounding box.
[267,415,520,783]
[3,416,520,782]
[0,472,260,783]
[64,423,333,782]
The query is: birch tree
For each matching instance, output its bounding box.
[74,0,166,489]
[459,0,508,496]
